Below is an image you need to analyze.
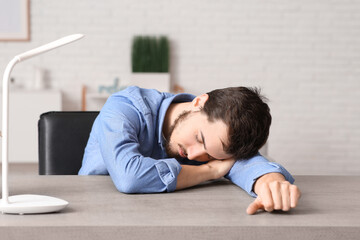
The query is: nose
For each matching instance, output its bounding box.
[186,145,207,161]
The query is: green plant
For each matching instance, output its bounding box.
[131,36,169,73]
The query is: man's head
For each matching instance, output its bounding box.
[201,87,271,159]
[164,86,271,161]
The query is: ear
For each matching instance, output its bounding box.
[191,94,209,110]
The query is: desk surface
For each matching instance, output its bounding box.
[1,164,359,240]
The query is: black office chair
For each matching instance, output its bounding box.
[38,111,99,175]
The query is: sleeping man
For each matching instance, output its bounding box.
[79,86,301,215]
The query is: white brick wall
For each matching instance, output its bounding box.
[0,0,359,174]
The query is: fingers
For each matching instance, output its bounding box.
[270,181,282,210]
[281,183,291,211]
[248,181,301,215]
[270,181,301,212]
[246,198,263,215]
[290,184,301,208]
[207,159,236,179]
[261,184,274,212]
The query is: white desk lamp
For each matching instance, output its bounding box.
[0,34,84,214]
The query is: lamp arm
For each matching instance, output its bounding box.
[16,34,84,62]
[2,57,20,204]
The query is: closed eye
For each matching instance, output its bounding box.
[196,133,216,160]
[196,134,202,144]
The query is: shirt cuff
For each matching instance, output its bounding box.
[155,159,182,192]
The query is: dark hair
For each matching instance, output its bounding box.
[201,87,271,159]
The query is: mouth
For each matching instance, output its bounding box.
[178,145,187,158]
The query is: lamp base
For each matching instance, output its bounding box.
[0,194,68,214]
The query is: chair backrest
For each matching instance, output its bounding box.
[38,111,99,175]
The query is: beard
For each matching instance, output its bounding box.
[164,110,192,159]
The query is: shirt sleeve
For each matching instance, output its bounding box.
[224,153,294,197]
[97,96,182,193]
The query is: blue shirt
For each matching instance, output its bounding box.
[79,86,294,197]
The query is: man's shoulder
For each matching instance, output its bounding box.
[112,86,172,101]
[105,86,173,115]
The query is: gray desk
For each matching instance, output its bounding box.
[0,164,359,240]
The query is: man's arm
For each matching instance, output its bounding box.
[223,153,301,214]
[176,156,300,214]
[95,97,183,194]
[224,153,295,197]
[176,159,235,190]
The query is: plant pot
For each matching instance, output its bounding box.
[131,73,170,93]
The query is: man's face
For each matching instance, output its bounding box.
[165,111,232,162]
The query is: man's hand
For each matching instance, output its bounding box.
[246,172,301,215]
[206,159,236,179]
[176,159,235,190]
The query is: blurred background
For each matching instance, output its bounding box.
[0,0,359,175]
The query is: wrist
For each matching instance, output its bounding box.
[201,164,216,180]
[204,162,222,180]
[176,164,215,190]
